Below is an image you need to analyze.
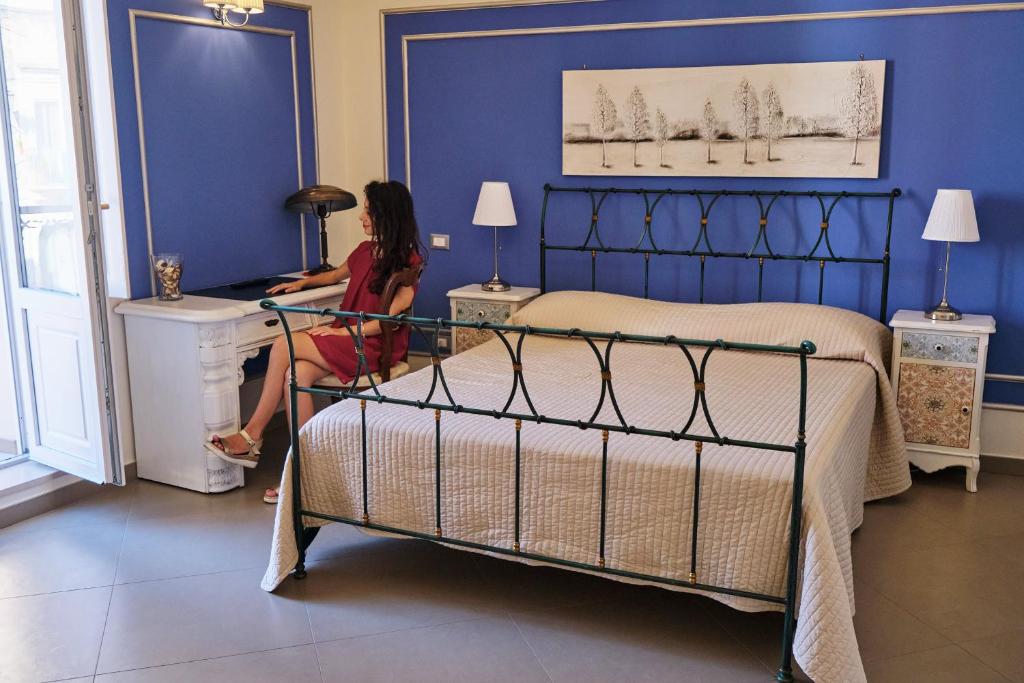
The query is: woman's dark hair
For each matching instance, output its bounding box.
[364,180,424,294]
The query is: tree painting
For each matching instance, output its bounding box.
[591,84,617,168]
[563,60,886,178]
[840,63,879,165]
[625,86,651,167]
[732,78,760,164]
[763,83,784,161]
[699,99,719,164]
[654,108,670,167]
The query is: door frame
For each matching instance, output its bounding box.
[0,0,122,483]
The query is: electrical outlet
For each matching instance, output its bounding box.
[437,333,451,350]
[429,233,450,250]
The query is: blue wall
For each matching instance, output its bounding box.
[385,0,1024,405]
[107,0,318,296]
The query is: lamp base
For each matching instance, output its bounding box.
[925,301,962,321]
[304,261,336,276]
[481,275,511,292]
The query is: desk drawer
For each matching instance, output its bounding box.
[237,310,309,347]
[900,332,978,364]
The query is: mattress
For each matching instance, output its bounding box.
[262,292,910,683]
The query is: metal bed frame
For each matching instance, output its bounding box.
[263,185,900,683]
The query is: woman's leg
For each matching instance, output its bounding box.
[214,332,330,453]
[264,359,330,502]
[283,360,332,430]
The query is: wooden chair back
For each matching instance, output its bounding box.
[377,265,423,382]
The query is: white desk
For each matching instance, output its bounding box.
[115,277,347,492]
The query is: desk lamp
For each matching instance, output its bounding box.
[285,185,357,275]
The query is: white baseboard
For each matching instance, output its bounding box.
[981,403,1024,461]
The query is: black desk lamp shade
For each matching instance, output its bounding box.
[285,185,358,274]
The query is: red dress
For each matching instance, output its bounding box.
[311,241,421,382]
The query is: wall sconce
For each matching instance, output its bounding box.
[203,1,264,27]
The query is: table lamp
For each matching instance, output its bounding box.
[921,189,979,321]
[285,185,357,275]
[472,181,517,292]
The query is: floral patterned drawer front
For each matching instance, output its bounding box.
[901,332,978,364]
[454,300,512,353]
[897,363,975,449]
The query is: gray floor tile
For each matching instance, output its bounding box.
[857,541,1024,620]
[908,469,1024,539]
[864,644,1011,683]
[511,591,768,683]
[905,589,1024,644]
[96,568,311,674]
[470,552,641,614]
[94,644,322,683]
[316,617,550,683]
[115,505,277,584]
[302,520,397,563]
[961,629,1024,683]
[0,523,124,598]
[304,540,505,643]
[700,599,811,681]
[0,586,110,683]
[1,482,134,536]
[852,495,972,554]
[127,479,268,523]
[851,583,951,663]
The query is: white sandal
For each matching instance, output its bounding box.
[205,429,262,469]
[263,487,279,504]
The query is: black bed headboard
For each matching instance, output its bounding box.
[539,185,902,323]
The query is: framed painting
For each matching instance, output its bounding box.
[563,60,885,178]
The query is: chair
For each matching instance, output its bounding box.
[312,265,422,399]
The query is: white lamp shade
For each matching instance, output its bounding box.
[230,0,264,13]
[921,189,979,242]
[203,1,237,7]
[472,182,517,227]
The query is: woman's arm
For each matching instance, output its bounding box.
[267,260,351,294]
[307,284,415,338]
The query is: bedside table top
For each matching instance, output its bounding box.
[890,309,996,334]
[446,284,541,303]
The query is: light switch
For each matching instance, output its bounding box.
[429,233,450,250]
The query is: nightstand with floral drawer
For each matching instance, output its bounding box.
[889,309,996,492]
[447,285,541,354]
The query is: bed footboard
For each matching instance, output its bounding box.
[262,300,813,683]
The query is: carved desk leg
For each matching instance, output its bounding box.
[199,323,245,492]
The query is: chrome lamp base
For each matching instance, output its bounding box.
[481,224,511,291]
[481,275,511,292]
[926,300,962,321]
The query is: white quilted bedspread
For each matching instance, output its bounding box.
[262,292,910,683]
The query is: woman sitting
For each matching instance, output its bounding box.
[207,180,424,503]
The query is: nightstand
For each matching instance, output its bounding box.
[889,309,996,492]
[447,285,541,354]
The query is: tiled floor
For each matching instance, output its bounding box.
[1,432,1022,683]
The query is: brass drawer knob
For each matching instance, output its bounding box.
[476,309,487,318]
[961,405,970,415]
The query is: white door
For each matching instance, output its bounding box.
[0,0,120,483]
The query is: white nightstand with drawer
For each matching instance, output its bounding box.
[889,309,996,492]
[446,285,541,354]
